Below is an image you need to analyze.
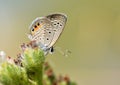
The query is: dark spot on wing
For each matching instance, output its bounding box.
[37,23,40,26]
[54,24,56,25]
[32,28,34,31]
[34,25,37,28]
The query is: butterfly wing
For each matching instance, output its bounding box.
[28,13,67,54]
[46,13,67,48]
[29,17,55,50]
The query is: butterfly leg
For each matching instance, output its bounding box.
[54,46,71,57]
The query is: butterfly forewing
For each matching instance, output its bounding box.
[46,13,67,48]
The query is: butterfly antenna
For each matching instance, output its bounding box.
[54,46,71,57]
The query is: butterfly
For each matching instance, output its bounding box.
[28,13,67,55]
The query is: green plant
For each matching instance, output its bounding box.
[0,42,77,85]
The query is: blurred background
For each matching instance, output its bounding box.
[0,0,120,85]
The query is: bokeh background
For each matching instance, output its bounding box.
[0,0,120,85]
